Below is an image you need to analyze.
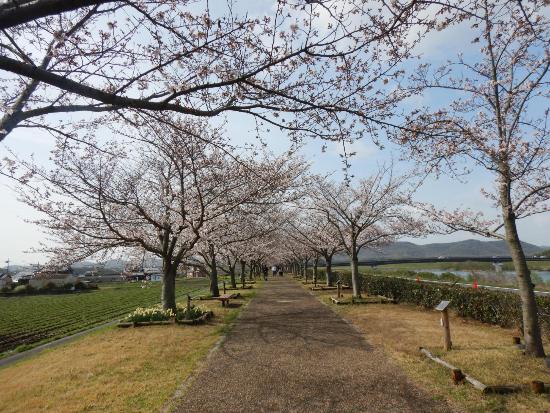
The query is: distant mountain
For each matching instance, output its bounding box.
[334,239,544,263]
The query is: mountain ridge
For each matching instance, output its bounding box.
[335,239,545,262]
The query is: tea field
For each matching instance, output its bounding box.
[0,278,209,356]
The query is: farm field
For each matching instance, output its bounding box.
[0,278,209,357]
[0,288,256,413]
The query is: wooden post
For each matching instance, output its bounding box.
[442,308,452,351]
[186,294,191,320]
[223,281,226,294]
[337,280,341,298]
[452,369,465,385]
[435,300,452,351]
[531,380,544,394]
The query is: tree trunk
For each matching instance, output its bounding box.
[502,205,545,357]
[248,261,254,281]
[161,261,177,311]
[325,254,333,287]
[313,256,319,285]
[209,244,220,297]
[350,246,361,298]
[239,260,246,287]
[229,264,237,288]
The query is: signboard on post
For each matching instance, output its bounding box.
[435,300,452,351]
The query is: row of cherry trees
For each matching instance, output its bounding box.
[10,117,306,309]
[1,1,548,358]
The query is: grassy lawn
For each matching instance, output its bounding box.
[309,287,550,413]
[0,278,209,357]
[0,286,256,413]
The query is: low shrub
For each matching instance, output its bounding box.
[335,272,550,341]
[62,283,75,290]
[41,282,58,291]
[125,306,174,323]
[12,284,36,294]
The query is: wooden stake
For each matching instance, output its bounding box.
[186,294,192,320]
[531,380,545,394]
[452,369,465,385]
[441,308,452,351]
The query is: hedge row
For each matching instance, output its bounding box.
[332,271,550,341]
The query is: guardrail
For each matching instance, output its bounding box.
[332,256,549,266]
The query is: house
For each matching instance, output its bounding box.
[148,273,162,282]
[12,270,34,284]
[186,266,207,278]
[0,273,12,289]
[29,268,78,289]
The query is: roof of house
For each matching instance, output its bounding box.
[33,272,75,280]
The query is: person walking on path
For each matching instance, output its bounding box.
[262,264,268,280]
[272,265,278,277]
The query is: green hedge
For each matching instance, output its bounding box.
[333,271,550,341]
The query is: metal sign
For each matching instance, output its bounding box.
[435,300,451,311]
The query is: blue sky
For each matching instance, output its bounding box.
[1,2,549,264]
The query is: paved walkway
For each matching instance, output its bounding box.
[174,278,457,413]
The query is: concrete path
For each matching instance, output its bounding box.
[174,278,457,413]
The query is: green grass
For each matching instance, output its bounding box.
[0,278,209,357]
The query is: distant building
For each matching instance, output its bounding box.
[186,266,207,278]
[12,270,34,283]
[148,273,162,282]
[0,273,12,289]
[29,268,78,289]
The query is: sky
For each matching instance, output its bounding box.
[1,1,549,265]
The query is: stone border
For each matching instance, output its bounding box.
[176,311,213,325]
[117,311,214,328]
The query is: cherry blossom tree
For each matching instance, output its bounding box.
[287,210,343,286]
[9,118,278,311]
[0,0,429,146]
[397,0,549,357]
[310,168,424,297]
[190,153,306,295]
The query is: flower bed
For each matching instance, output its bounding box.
[176,304,212,325]
[118,303,212,327]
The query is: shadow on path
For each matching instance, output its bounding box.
[174,278,457,413]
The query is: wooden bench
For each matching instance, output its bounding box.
[216,293,233,307]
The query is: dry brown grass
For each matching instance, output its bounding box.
[0,289,255,413]
[310,287,550,413]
